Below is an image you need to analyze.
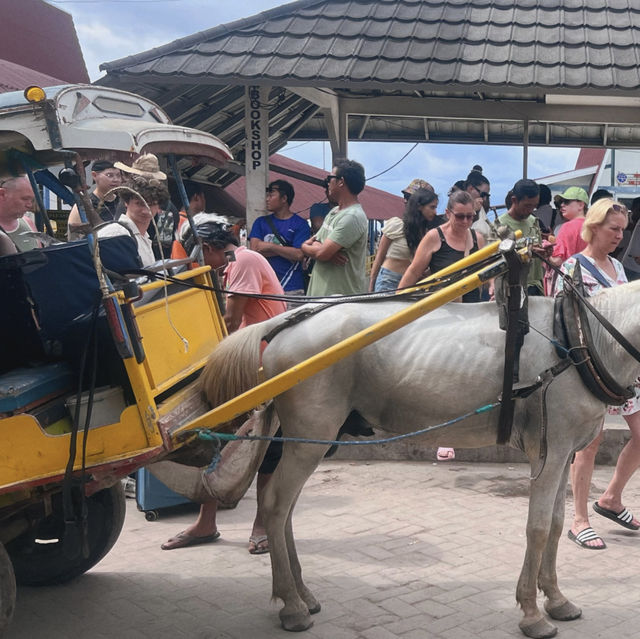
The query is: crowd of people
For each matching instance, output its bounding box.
[2,155,640,555]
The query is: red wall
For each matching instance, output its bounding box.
[0,0,88,83]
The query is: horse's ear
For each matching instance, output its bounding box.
[571,260,586,297]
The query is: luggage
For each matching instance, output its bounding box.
[135,467,193,521]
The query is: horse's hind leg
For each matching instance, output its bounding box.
[263,441,328,631]
[517,455,570,639]
[539,459,582,623]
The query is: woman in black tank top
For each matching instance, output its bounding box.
[430,226,480,302]
[398,191,486,302]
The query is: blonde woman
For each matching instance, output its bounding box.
[556,199,640,549]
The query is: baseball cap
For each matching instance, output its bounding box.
[556,186,589,205]
[402,178,434,197]
[91,160,116,173]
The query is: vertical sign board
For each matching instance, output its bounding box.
[245,86,270,236]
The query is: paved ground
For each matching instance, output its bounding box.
[7,459,640,639]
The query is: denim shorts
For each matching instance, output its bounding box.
[374,267,402,292]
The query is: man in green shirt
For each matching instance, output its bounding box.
[497,179,544,295]
[302,159,368,296]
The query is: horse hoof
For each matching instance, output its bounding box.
[308,602,321,615]
[545,599,582,621]
[519,617,558,639]
[280,610,313,632]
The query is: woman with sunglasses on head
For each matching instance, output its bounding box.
[398,190,485,301]
[554,198,640,550]
[368,188,441,292]
[465,167,491,234]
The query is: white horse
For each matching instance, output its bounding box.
[200,280,640,639]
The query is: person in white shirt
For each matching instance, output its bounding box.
[97,175,169,267]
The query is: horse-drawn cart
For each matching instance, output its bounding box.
[3,83,628,639]
[0,84,512,636]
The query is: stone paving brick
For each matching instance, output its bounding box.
[360,626,399,639]
[6,461,640,639]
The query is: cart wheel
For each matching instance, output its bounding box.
[6,482,126,587]
[145,510,159,522]
[0,543,16,635]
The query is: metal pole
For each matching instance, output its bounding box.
[168,154,203,266]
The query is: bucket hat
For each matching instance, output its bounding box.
[114,154,166,181]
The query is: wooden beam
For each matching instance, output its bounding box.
[341,95,640,126]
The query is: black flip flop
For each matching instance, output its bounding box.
[593,502,640,530]
[567,527,606,550]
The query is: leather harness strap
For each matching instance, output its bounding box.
[496,248,526,445]
[553,263,635,405]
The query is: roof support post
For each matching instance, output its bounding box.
[522,118,529,179]
[244,85,269,233]
[324,98,348,164]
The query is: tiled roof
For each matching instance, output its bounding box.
[0,59,65,94]
[102,0,640,91]
[224,153,404,221]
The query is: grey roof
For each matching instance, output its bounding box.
[103,0,640,92]
[99,1,640,190]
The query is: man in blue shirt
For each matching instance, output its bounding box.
[249,180,310,298]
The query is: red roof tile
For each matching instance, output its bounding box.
[224,153,404,221]
[0,59,65,94]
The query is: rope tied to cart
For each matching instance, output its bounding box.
[198,401,501,474]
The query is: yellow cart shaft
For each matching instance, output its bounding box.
[172,255,505,440]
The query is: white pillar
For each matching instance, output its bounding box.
[245,86,270,234]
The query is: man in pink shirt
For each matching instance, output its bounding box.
[197,223,286,331]
[162,222,286,553]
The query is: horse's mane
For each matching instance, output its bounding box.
[199,315,284,414]
[587,279,640,381]
[591,278,640,313]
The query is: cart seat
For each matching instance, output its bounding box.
[0,362,73,414]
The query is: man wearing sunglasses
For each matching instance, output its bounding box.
[497,179,545,295]
[249,179,310,300]
[301,159,368,296]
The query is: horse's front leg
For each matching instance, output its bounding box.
[284,499,321,614]
[263,441,327,631]
[517,454,569,639]
[538,458,581,624]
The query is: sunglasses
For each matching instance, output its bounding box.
[480,191,490,198]
[323,174,339,188]
[611,203,628,214]
[451,212,475,221]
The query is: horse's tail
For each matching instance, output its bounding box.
[199,316,282,413]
